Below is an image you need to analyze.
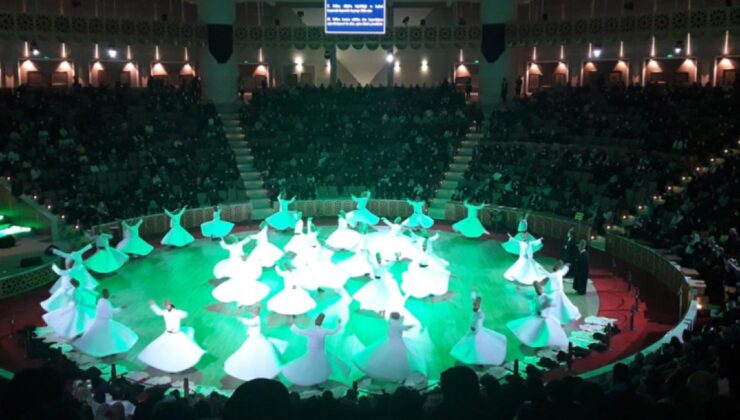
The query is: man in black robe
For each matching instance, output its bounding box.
[573,240,589,295]
[561,228,578,268]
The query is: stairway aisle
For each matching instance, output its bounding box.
[427,125,483,220]
[216,103,274,220]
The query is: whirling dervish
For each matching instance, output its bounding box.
[346,191,380,228]
[265,193,298,231]
[541,262,582,325]
[51,244,99,290]
[248,222,284,268]
[403,199,434,229]
[200,205,235,239]
[212,235,258,280]
[353,312,427,383]
[42,279,98,339]
[325,210,363,251]
[450,291,507,366]
[452,200,489,239]
[224,307,284,381]
[84,232,129,274]
[503,232,547,285]
[41,264,75,312]
[212,254,270,308]
[138,299,205,373]
[337,225,374,278]
[353,253,407,318]
[367,217,417,261]
[506,283,569,349]
[161,206,195,247]
[401,234,451,298]
[72,289,139,357]
[116,219,154,257]
[501,212,542,256]
[281,314,348,387]
[267,263,317,317]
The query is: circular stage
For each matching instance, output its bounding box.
[36,226,601,394]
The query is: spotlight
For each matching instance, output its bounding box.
[674,40,684,55]
[30,42,40,57]
[593,44,603,59]
[402,16,410,26]
[107,45,118,59]
[386,53,394,63]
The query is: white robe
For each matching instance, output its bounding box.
[542,265,582,325]
[73,298,139,357]
[224,316,284,381]
[137,304,205,373]
[503,238,547,285]
[450,308,507,366]
[282,324,346,386]
[353,318,427,382]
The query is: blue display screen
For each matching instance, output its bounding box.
[325,1,386,34]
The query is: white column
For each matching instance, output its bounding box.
[479,0,516,106]
[198,0,237,104]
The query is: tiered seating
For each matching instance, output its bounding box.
[241,85,472,200]
[0,87,243,226]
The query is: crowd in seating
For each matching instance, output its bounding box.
[0,85,242,227]
[241,84,472,200]
[489,83,739,152]
[3,311,738,420]
[458,83,739,306]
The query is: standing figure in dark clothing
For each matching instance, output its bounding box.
[561,228,578,268]
[573,240,589,295]
[500,77,508,103]
[515,75,523,97]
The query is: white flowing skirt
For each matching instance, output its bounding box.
[353,336,426,382]
[326,228,363,251]
[200,219,235,238]
[401,264,450,298]
[267,286,316,315]
[450,328,507,366]
[41,286,73,312]
[541,291,582,325]
[282,348,350,387]
[506,315,569,349]
[353,277,405,313]
[224,333,283,381]
[338,251,374,278]
[161,225,195,247]
[69,266,99,290]
[504,257,547,285]
[346,208,380,227]
[212,278,271,307]
[366,233,419,262]
[42,303,97,340]
[84,247,129,274]
[116,236,154,256]
[403,213,434,229]
[213,256,262,280]
[73,318,139,358]
[266,210,298,231]
[249,242,284,268]
[452,217,489,239]
[137,327,205,373]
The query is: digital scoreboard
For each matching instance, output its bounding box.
[325,1,386,35]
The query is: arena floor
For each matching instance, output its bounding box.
[34,227,600,394]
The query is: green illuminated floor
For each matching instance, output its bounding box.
[42,229,598,393]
